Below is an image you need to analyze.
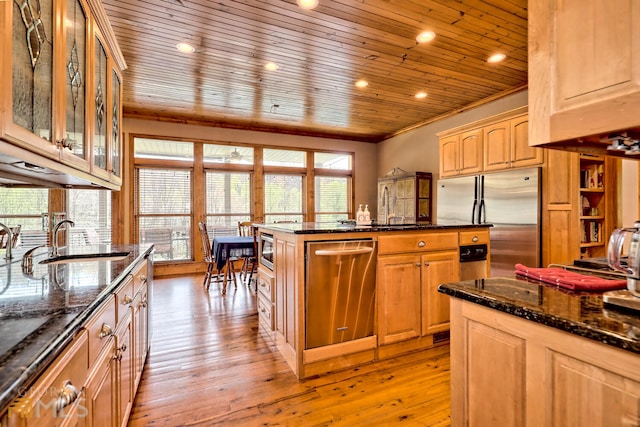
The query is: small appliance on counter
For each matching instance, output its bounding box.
[605,222,640,311]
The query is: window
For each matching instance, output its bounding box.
[315,176,350,222]
[264,148,306,167]
[264,174,303,223]
[135,168,192,261]
[314,152,353,222]
[204,144,253,165]
[0,188,49,247]
[67,189,112,245]
[134,138,194,161]
[205,171,251,234]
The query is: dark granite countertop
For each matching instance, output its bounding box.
[257,221,492,234]
[438,276,640,355]
[0,243,154,412]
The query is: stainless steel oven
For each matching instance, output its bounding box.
[260,233,274,270]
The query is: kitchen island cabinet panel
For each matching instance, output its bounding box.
[257,223,490,379]
[377,254,422,345]
[421,251,458,336]
[447,293,640,427]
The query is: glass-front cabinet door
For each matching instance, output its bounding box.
[58,0,89,170]
[109,67,123,184]
[1,0,60,159]
[90,32,109,179]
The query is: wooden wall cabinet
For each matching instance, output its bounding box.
[438,108,542,179]
[439,129,483,177]
[484,115,543,171]
[529,0,640,148]
[0,0,125,189]
[377,172,433,224]
[450,298,640,427]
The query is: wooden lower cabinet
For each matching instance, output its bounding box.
[85,339,117,427]
[450,298,640,427]
[5,256,151,427]
[377,248,459,345]
[8,331,89,427]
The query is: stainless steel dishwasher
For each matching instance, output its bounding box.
[305,239,377,349]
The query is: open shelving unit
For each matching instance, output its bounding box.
[578,154,608,258]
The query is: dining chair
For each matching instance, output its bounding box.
[238,221,258,287]
[198,222,225,291]
[0,225,21,249]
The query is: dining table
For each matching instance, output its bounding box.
[212,235,255,293]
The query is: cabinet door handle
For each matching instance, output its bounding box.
[99,323,114,339]
[139,274,147,284]
[415,263,421,267]
[424,262,430,266]
[417,240,426,247]
[56,380,80,411]
[472,236,479,242]
[123,294,133,305]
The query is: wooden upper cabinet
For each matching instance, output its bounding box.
[0,0,125,188]
[460,129,483,175]
[439,135,461,177]
[529,0,640,146]
[484,115,543,171]
[483,120,511,171]
[439,129,483,177]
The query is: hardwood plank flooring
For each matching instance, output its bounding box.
[128,275,451,426]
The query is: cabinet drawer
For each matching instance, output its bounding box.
[257,293,274,331]
[257,271,274,302]
[115,276,135,326]
[459,230,490,246]
[378,232,458,254]
[132,259,149,295]
[9,331,89,427]
[85,297,117,365]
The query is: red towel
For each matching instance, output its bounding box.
[514,264,627,291]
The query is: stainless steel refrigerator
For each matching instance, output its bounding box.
[436,167,541,277]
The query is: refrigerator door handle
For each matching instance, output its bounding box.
[471,176,479,224]
[478,175,485,223]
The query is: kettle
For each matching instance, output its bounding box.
[608,221,640,297]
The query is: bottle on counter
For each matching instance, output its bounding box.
[356,204,365,222]
[364,205,370,222]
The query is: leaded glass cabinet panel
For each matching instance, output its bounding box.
[12,0,54,141]
[111,68,122,180]
[65,0,87,159]
[93,36,108,170]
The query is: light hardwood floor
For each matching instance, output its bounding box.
[128,275,452,426]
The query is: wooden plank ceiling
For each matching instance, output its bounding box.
[102,0,528,142]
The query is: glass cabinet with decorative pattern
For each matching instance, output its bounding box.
[0,0,125,187]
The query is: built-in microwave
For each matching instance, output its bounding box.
[260,233,274,270]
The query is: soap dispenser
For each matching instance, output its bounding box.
[364,205,370,222]
[356,204,365,222]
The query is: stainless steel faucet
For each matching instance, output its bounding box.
[52,219,75,256]
[0,223,13,259]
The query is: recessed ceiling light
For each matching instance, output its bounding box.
[487,53,506,63]
[415,91,428,99]
[176,42,195,53]
[264,62,280,71]
[297,0,318,10]
[355,79,369,88]
[416,31,436,43]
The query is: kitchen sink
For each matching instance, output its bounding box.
[39,251,131,265]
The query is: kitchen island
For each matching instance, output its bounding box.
[0,243,153,426]
[256,222,491,379]
[438,276,640,426]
